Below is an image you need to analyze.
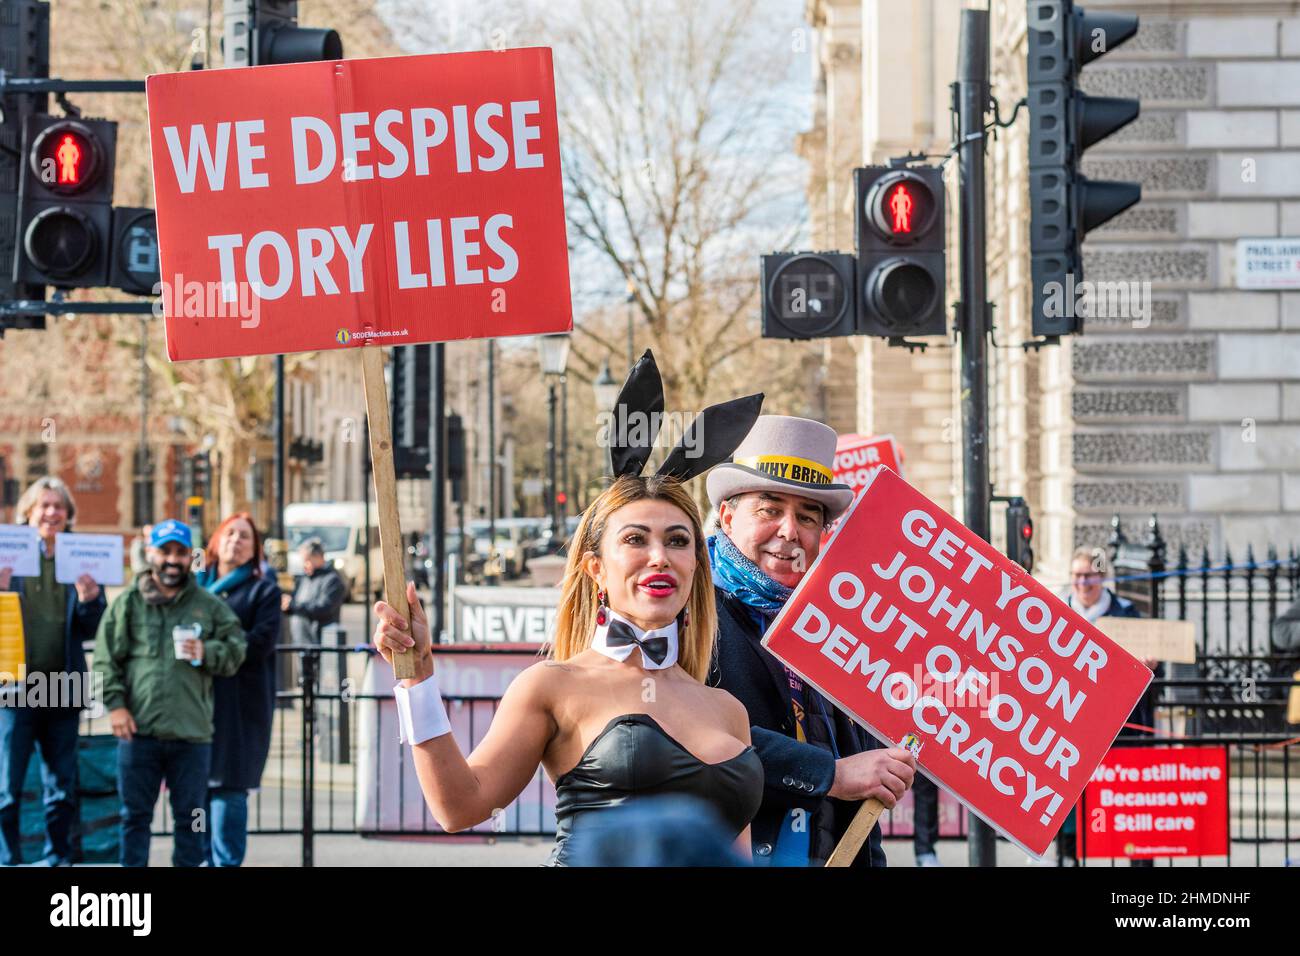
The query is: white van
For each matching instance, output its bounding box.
[284,501,382,603]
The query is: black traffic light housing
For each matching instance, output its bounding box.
[392,344,432,479]
[760,252,856,340]
[1004,496,1034,573]
[225,1,343,68]
[14,114,117,288]
[855,164,947,337]
[1028,0,1140,337]
[0,0,50,329]
[109,207,160,295]
[447,412,466,504]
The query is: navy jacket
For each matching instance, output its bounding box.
[708,587,886,867]
[208,570,282,790]
[4,571,105,708]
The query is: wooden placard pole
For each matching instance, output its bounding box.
[825,735,922,868]
[360,346,417,680]
[824,798,886,867]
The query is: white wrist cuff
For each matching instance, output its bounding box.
[393,673,452,745]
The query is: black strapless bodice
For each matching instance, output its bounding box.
[545,713,764,866]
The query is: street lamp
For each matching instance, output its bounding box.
[592,360,620,478]
[538,334,570,540]
[592,360,619,412]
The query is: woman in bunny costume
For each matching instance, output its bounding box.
[372,351,767,865]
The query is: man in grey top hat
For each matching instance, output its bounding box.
[706,415,917,866]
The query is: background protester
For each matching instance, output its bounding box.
[912,775,941,867]
[0,477,105,866]
[1058,546,1158,866]
[198,513,281,867]
[706,415,917,867]
[283,538,347,644]
[93,519,246,867]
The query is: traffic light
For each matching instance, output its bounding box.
[1005,497,1034,573]
[224,1,343,68]
[191,451,211,498]
[0,0,50,329]
[392,344,431,479]
[760,252,855,340]
[854,164,947,337]
[14,114,117,288]
[109,207,160,295]
[447,413,466,504]
[1028,1,1140,337]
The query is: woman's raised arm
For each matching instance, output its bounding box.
[374,583,556,832]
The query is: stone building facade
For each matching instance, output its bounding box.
[803,0,1300,584]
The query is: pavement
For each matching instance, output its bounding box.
[143,834,1292,867]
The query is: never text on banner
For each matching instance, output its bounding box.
[147,48,572,360]
[1078,746,1229,859]
[761,467,1152,857]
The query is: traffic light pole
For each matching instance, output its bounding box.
[274,354,285,539]
[430,343,446,642]
[955,6,997,869]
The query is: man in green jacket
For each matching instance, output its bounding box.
[93,519,246,867]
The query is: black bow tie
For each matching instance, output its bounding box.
[604,618,670,665]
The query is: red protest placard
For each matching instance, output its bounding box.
[1078,746,1229,860]
[146,48,572,361]
[834,433,903,489]
[761,467,1153,857]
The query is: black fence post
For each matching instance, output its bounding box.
[1266,544,1279,647]
[1200,545,1212,662]
[1107,513,1126,571]
[1144,514,1165,619]
[299,646,317,868]
[1245,544,1257,658]
[1224,545,1235,662]
[337,629,350,766]
[1176,545,1189,622]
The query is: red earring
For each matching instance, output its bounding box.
[683,609,690,631]
[596,589,608,626]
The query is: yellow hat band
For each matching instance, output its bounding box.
[732,454,834,486]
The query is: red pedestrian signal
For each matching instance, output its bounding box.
[55,134,82,184]
[29,120,104,196]
[888,183,915,234]
[16,114,117,288]
[855,165,946,337]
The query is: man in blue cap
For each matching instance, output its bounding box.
[93,519,247,867]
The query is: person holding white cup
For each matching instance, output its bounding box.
[92,520,246,867]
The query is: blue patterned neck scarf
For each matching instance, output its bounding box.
[708,531,793,619]
[197,561,255,595]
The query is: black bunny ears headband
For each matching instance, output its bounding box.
[606,350,764,483]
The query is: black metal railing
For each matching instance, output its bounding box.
[75,637,553,867]
[77,517,1298,865]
